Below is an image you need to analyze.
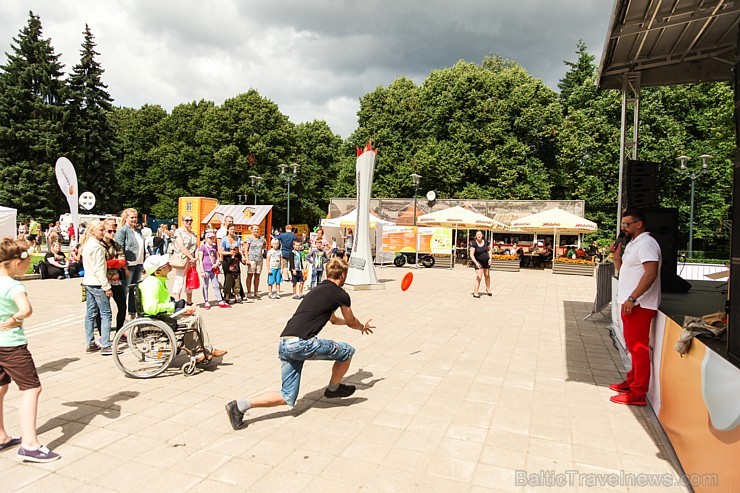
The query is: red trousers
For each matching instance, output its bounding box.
[621,305,657,397]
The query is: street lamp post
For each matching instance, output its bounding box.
[411,173,422,266]
[279,163,299,224]
[678,154,710,258]
[249,175,263,205]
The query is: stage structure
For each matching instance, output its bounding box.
[346,142,383,289]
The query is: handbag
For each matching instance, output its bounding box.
[186,265,200,290]
[170,251,188,268]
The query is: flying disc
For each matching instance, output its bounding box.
[401,272,413,291]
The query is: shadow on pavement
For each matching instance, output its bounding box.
[241,368,383,428]
[38,390,140,449]
[36,357,80,375]
[563,300,673,464]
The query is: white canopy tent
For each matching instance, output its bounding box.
[0,206,17,240]
[321,208,395,229]
[510,208,597,258]
[417,205,506,230]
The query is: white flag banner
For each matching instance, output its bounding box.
[55,157,79,241]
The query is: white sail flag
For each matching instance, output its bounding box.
[55,157,79,241]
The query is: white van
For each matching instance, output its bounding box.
[58,213,119,241]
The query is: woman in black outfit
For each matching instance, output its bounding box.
[469,230,493,298]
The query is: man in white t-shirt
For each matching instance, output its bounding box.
[609,209,661,406]
[216,216,234,243]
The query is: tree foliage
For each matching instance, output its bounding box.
[0,11,66,222]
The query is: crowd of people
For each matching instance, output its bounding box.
[0,216,372,462]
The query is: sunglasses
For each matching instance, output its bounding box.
[620,220,640,228]
[106,229,117,233]
[184,219,193,222]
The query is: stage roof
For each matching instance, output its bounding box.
[597,0,740,89]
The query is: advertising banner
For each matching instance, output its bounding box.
[382,226,452,254]
[55,157,79,241]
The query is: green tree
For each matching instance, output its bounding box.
[110,105,168,215]
[66,24,119,213]
[0,11,66,221]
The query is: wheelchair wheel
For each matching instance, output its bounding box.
[181,360,196,376]
[113,319,177,378]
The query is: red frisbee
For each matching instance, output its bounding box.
[401,272,413,291]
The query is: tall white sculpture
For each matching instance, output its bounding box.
[345,142,381,287]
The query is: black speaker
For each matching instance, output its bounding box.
[730,52,740,364]
[626,160,658,177]
[623,160,659,212]
[622,190,658,210]
[625,174,657,192]
[643,209,679,280]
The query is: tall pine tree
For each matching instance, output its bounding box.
[67,24,118,213]
[0,11,66,221]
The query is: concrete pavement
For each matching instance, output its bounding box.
[1,266,684,492]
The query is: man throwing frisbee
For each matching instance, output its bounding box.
[226,257,374,430]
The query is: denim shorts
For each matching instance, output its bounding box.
[279,337,355,406]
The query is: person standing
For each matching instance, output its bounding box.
[244,225,266,299]
[115,208,145,321]
[342,229,354,260]
[307,243,329,290]
[0,238,61,462]
[171,216,198,305]
[609,209,661,406]
[216,215,234,245]
[27,218,40,253]
[225,258,375,430]
[82,220,114,355]
[289,240,305,299]
[101,219,127,331]
[276,225,297,282]
[266,239,283,299]
[469,230,493,298]
[197,231,229,309]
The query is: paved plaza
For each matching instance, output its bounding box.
[2,266,685,492]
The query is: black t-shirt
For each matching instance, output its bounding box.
[45,251,66,265]
[281,280,351,339]
[471,239,489,263]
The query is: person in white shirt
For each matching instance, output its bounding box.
[609,209,661,406]
[216,216,234,244]
[82,220,114,355]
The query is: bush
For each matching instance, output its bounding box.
[490,254,519,261]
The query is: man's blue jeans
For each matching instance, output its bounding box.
[85,285,111,348]
[278,337,355,406]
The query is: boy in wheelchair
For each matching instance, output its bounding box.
[140,255,227,363]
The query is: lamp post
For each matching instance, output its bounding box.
[411,173,422,266]
[279,163,299,224]
[678,154,710,258]
[249,175,263,205]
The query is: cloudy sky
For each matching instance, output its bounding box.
[1,0,614,138]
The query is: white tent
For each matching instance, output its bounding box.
[510,208,597,257]
[321,209,395,229]
[0,206,17,240]
[417,206,506,230]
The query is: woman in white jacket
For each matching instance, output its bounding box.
[81,220,114,355]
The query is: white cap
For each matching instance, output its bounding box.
[143,254,170,275]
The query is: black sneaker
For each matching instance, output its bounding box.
[100,347,122,356]
[324,383,356,399]
[225,400,245,430]
[17,445,60,463]
[85,343,100,354]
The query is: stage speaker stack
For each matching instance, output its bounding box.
[727,33,740,366]
[623,160,686,293]
[623,160,658,210]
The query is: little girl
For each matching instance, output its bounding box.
[0,238,60,462]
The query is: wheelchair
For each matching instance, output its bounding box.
[112,286,208,378]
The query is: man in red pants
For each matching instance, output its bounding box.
[609,209,661,406]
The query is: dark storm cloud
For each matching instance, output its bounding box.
[0,0,615,137]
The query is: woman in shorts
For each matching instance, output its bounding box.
[0,238,60,462]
